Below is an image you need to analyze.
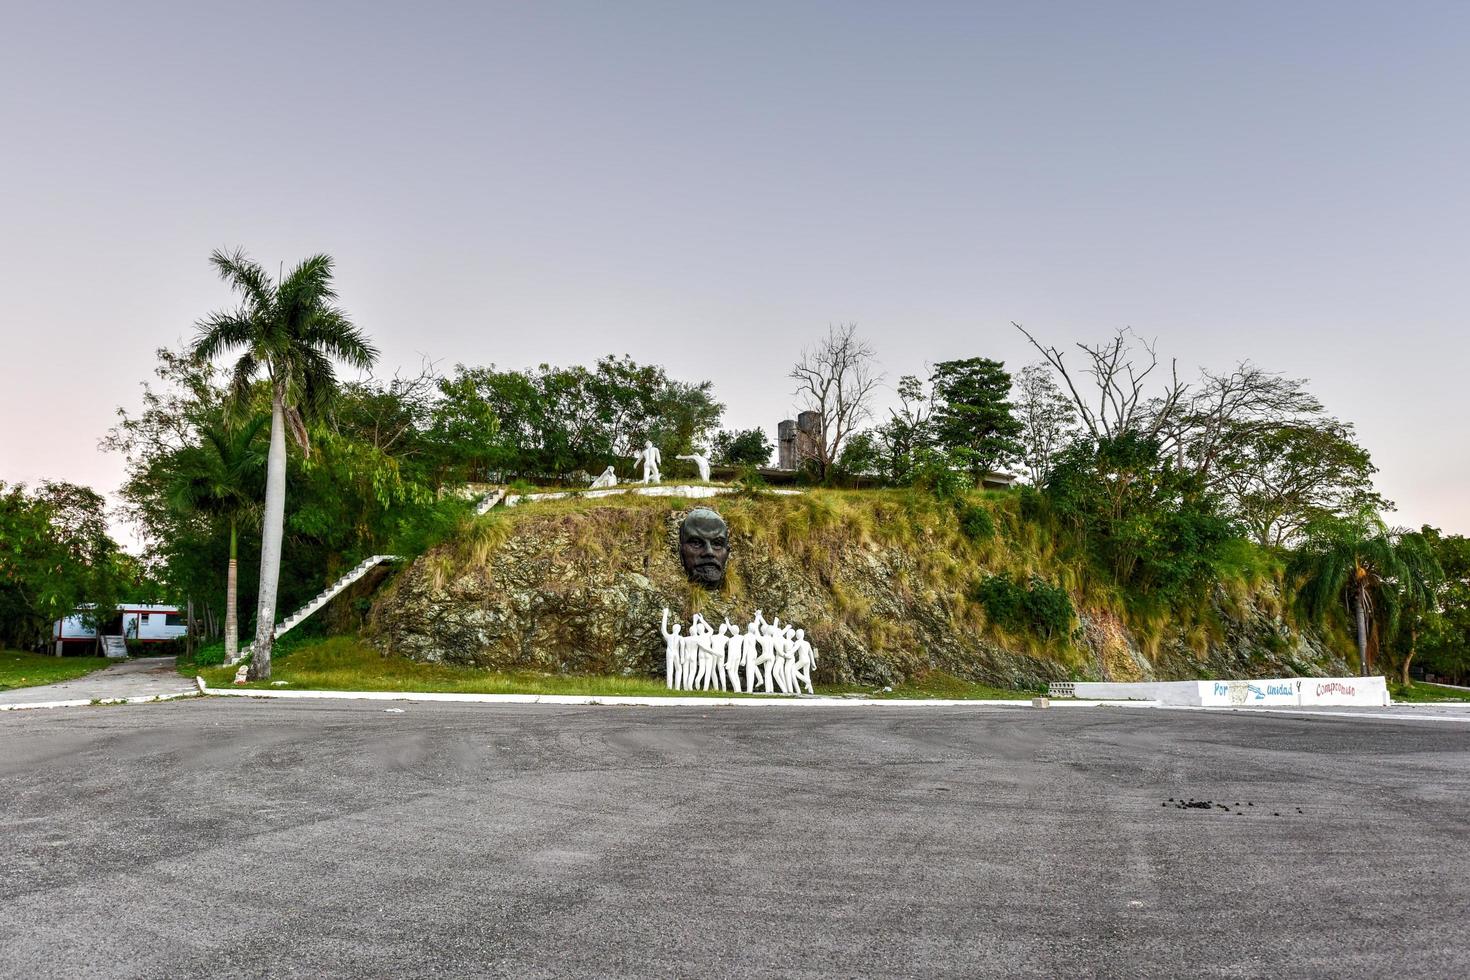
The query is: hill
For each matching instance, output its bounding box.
[368,488,1350,689]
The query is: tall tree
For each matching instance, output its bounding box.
[1013,363,1077,485]
[193,250,377,680]
[1420,528,1470,684]
[1386,529,1444,686]
[789,324,882,481]
[165,415,268,663]
[929,357,1023,478]
[1016,323,1186,444]
[874,374,933,485]
[1215,419,1386,547]
[1290,512,1441,678]
[0,482,123,650]
[710,428,774,467]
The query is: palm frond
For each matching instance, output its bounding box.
[227,353,262,409]
[277,254,339,313]
[193,310,257,361]
[302,307,378,370]
[208,248,275,308]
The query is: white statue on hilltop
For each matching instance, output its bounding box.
[590,465,618,489]
[676,451,712,483]
[636,441,662,484]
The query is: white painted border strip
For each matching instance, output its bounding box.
[1157,704,1470,724]
[196,680,1127,708]
[0,692,198,712]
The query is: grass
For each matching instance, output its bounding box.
[823,669,1034,700]
[197,636,755,697]
[192,636,1035,699]
[0,649,113,691]
[1390,681,1470,703]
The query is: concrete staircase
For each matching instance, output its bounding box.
[227,555,398,671]
[100,635,128,659]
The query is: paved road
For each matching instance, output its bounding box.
[2,700,1467,978]
[0,656,194,707]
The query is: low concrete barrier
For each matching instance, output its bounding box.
[1062,676,1389,707]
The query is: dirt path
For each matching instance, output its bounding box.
[0,657,194,707]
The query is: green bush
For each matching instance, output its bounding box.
[385,495,475,557]
[190,639,227,666]
[126,637,187,658]
[973,574,1027,629]
[908,449,973,500]
[957,502,995,541]
[734,464,767,490]
[1016,485,1047,523]
[1023,577,1075,640]
[972,573,1075,640]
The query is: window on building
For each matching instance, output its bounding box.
[165,613,185,627]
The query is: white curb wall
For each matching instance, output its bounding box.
[1069,676,1389,707]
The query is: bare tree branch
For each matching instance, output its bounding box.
[789,324,883,479]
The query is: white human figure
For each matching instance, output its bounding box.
[708,623,732,691]
[691,614,718,691]
[660,609,682,690]
[743,616,763,693]
[792,628,815,694]
[590,465,617,489]
[753,613,779,693]
[694,619,716,691]
[775,625,798,694]
[678,632,698,690]
[637,441,662,484]
[676,452,712,482]
[722,621,744,692]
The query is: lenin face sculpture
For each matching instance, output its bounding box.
[679,508,730,586]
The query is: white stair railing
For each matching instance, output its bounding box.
[226,555,398,668]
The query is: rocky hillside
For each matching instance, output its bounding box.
[367,489,1350,689]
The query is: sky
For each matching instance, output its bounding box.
[1,0,1467,537]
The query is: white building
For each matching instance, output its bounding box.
[53,604,188,656]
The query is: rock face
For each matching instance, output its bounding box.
[368,493,1348,688]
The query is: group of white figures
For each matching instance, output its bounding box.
[590,442,711,488]
[659,608,817,694]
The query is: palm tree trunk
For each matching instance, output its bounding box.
[249,389,288,681]
[1401,627,1417,688]
[1354,586,1369,677]
[224,517,239,663]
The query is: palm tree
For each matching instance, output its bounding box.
[1386,530,1444,687]
[166,414,268,663]
[1290,511,1442,679]
[193,249,377,680]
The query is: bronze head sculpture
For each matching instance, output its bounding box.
[679,507,729,586]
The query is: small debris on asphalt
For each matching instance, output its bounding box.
[1163,796,1277,814]
[384,708,405,713]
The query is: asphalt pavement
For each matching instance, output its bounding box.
[2,699,1467,978]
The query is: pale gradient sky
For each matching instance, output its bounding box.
[2,1,1466,536]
